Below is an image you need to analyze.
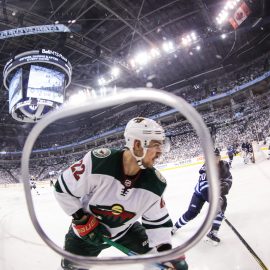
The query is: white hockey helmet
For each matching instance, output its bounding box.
[124,117,167,168]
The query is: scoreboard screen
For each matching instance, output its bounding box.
[9,68,23,112]
[27,65,66,103]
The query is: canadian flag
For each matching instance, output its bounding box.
[229,2,251,29]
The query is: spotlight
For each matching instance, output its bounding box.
[221,33,227,39]
[111,66,120,78]
[134,51,150,65]
[162,41,174,52]
[191,32,197,41]
[129,58,136,68]
[98,77,106,86]
[150,47,161,58]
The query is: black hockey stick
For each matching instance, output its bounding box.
[103,237,174,270]
[224,217,268,270]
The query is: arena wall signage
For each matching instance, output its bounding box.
[0,24,70,39]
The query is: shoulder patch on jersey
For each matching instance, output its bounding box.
[155,169,166,183]
[92,148,111,158]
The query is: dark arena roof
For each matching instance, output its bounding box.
[0,0,270,153]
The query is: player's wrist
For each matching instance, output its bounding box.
[72,208,85,221]
[72,214,90,225]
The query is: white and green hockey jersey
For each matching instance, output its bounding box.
[54,148,173,248]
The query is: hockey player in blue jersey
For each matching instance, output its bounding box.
[171,148,232,245]
[227,145,236,167]
[54,117,188,270]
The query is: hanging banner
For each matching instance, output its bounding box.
[0,24,70,39]
[229,2,251,29]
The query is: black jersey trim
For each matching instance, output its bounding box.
[142,219,173,229]
[54,180,63,193]
[142,214,170,223]
[110,224,132,240]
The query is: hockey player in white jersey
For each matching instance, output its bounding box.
[54,117,188,270]
[30,177,40,195]
[171,148,232,245]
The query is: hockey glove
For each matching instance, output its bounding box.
[73,214,111,246]
[157,244,189,270]
[220,182,230,195]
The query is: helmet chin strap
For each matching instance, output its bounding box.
[136,158,146,169]
[130,147,147,169]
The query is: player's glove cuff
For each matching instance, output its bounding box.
[73,214,111,246]
[73,215,99,237]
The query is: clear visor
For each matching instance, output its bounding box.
[145,137,171,153]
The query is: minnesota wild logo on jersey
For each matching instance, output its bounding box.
[92,148,111,158]
[90,204,136,228]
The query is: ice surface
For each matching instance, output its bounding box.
[0,157,269,270]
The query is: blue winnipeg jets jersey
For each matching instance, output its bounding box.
[54,148,172,248]
[195,161,232,196]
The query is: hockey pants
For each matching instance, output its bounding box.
[61,221,188,270]
[61,221,150,269]
[176,192,227,232]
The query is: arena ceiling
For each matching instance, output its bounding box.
[0,0,270,141]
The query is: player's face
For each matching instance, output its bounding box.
[215,155,221,164]
[142,140,163,168]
